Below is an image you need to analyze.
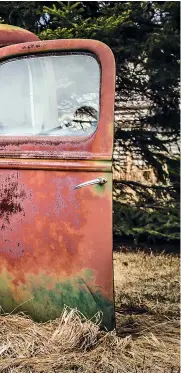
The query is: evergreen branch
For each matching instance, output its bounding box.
[113,180,174,191]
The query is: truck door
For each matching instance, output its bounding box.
[0,40,115,330]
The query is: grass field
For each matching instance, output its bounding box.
[0,249,180,373]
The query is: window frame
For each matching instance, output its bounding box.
[0,39,115,160]
[0,51,101,137]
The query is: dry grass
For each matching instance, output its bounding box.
[114,250,180,318]
[0,250,180,373]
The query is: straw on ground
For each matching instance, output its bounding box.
[0,250,179,373]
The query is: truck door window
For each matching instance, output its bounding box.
[0,53,100,136]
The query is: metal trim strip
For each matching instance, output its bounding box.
[0,158,112,172]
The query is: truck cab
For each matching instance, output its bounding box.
[0,25,115,330]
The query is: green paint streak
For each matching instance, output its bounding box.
[0,269,115,330]
[0,270,17,311]
[93,183,105,195]
[92,174,112,196]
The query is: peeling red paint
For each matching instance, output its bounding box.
[0,173,26,230]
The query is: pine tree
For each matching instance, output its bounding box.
[39,1,180,245]
[0,1,179,245]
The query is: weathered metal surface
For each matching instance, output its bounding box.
[0,24,39,47]
[0,168,114,328]
[0,159,112,172]
[0,39,115,330]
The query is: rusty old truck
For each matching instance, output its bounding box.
[0,24,115,330]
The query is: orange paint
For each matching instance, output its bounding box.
[0,24,39,47]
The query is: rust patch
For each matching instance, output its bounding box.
[0,173,26,229]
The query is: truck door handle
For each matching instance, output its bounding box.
[73,177,107,190]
